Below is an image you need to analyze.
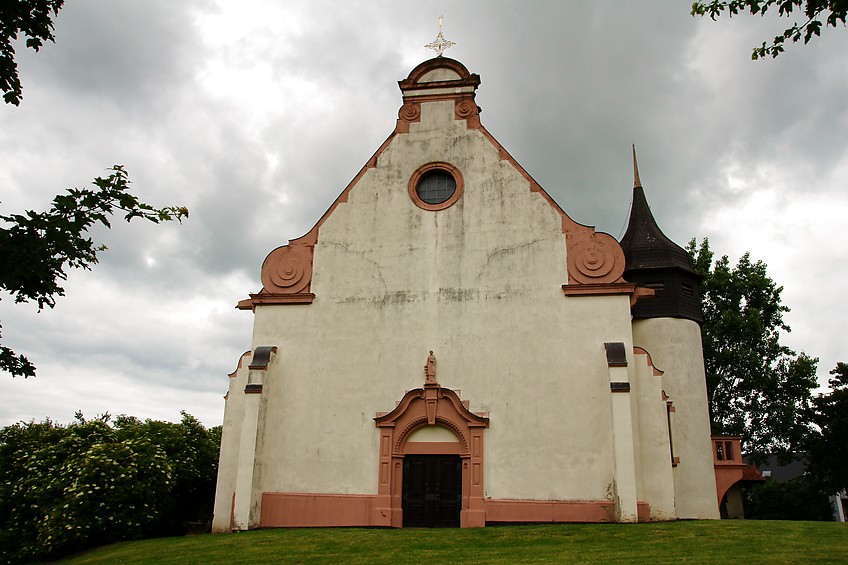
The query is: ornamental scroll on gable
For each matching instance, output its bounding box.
[396,57,627,288]
[563,223,627,285]
[261,244,312,295]
[236,56,631,311]
[237,236,316,309]
[396,57,481,134]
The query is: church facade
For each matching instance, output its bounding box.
[212,56,720,531]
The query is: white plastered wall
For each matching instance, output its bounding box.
[248,99,636,504]
[630,350,677,520]
[211,361,247,532]
[632,317,720,519]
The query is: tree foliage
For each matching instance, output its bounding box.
[805,362,848,494]
[0,0,64,105]
[0,166,188,377]
[691,0,848,59]
[743,475,835,520]
[0,412,220,564]
[1,5,188,379]
[688,238,818,463]
[112,413,222,535]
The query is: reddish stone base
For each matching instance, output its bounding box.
[260,493,378,527]
[484,499,615,523]
[258,493,651,528]
[637,500,651,523]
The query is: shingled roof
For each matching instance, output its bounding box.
[619,148,699,276]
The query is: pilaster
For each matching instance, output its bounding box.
[605,342,639,522]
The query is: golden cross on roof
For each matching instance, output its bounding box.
[424,15,456,57]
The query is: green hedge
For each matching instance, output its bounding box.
[0,412,220,564]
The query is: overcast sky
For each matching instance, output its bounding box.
[2,1,846,427]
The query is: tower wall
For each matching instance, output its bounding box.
[632,317,719,519]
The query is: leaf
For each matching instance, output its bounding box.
[688,238,816,457]
[690,0,847,59]
[1,166,187,377]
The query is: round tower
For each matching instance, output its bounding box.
[621,147,719,519]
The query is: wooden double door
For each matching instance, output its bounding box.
[402,455,461,527]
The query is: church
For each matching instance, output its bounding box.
[211,52,725,531]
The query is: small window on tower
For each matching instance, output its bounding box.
[682,284,694,298]
[667,401,678,466]
[724,441,733,461]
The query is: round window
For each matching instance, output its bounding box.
[407,162,464,211]
[416,170,456,205]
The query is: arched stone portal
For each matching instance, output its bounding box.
[374,382,489,527]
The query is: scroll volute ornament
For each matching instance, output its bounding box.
[455,99,477,119]
[396,102,422,134]
[566,229,626,284]
[260,243,313,294]
[399,102,421,122]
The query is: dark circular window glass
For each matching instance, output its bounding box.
[416,170,456,205]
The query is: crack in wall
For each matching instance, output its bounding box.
[324,240,389,295]
[322,235,559,305]
[474,235,562,283]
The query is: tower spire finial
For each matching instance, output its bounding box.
[632,144,642,188]
[424,15,456,57]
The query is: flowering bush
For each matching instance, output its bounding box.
[0,413,219,564]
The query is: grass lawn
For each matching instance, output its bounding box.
[58,520,847,564]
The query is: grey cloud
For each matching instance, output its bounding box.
[24,1,213,106]
[2,1,846,425]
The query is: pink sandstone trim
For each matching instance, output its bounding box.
[258,493,644,527]
[374,382,489,528]
[228,351,252,378]
[711,435,760,509]
[404,441,462,455]
[661,389,674,407]
[396,102,421,133]
[407,161,465,211]
[637,501,651,523]
[260,493,378,528]
[633,346,664,376]
[562,282,636,297]
[455,98,481,129]
[237,293,315,310]
[237,132,397,310]
[485,499,615,523]
[629,286,656,307]
[475,124,626,286]
[399,58,479,90]
[240,56,630,310]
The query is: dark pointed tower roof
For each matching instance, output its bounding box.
[620,146,697,275]
[621,146,703,322]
